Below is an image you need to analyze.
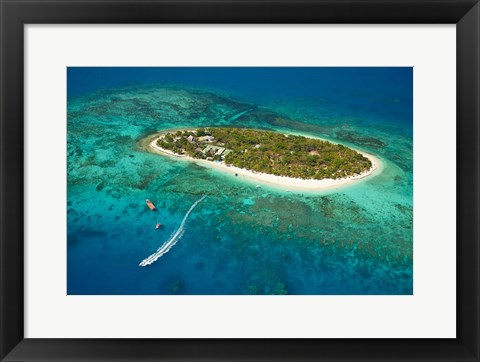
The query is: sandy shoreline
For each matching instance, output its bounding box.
[147,133,383,191]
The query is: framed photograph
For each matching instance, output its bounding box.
[1,0,479,361]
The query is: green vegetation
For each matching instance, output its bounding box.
[156,127,372,180]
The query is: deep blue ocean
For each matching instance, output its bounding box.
[67,67,413,295]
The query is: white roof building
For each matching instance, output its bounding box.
[198,135,215,142]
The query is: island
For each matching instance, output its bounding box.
[147,127,380,190]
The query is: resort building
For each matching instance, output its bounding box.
[198,135,215,142]
[202,145,222,154]
[202,145,232,157]
[202,145,213,154]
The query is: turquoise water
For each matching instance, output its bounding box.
[67,67,413,295]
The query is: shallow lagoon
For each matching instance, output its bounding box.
[67,68,413,295]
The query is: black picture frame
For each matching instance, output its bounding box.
[1,1,479,361]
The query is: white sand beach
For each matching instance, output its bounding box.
[148,135,383,191]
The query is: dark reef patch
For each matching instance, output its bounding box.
[335,130,387,149]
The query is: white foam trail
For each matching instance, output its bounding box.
[139,195,206,267]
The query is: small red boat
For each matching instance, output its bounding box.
[146,199,157,211]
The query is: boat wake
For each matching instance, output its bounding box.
[139,195,206,267]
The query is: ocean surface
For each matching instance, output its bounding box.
[67,67,413,295]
